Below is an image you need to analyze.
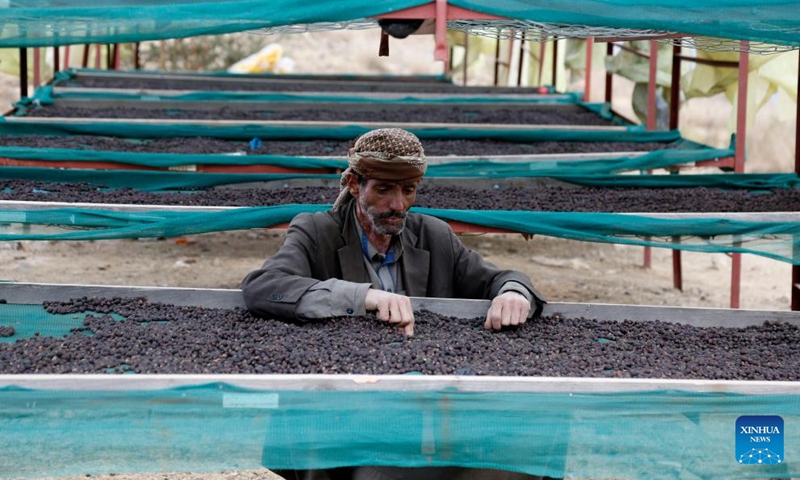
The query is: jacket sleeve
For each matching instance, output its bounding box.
[241,213,368,321]
[241,213,321,319]
[443,223,547,318]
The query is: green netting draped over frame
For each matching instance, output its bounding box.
[0,151,350,174]
[2,169,783,193]
[0,381,798,478]
[0,0,422,48]
[452,0,800,48]
[2,205,800,264]
[17,85,584,107]
[0,168,771,194]
[0,1,799,48]
[0,118,682,142]
[0,140,732,180]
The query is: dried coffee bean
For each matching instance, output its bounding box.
[0,297,795,380]
[26,105,615,126]
[3,180,798,213]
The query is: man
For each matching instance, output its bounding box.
[242,127,545,335]
[241,128,549,480]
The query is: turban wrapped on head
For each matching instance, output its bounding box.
[333,128,427,211]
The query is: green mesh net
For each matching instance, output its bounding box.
[17,84,585,107]
[0,143,732,179]
[0,117,686,142]
[0,1,798,49]
[1,202,800,264]
[0,115,728,179]
[0,377,798,478]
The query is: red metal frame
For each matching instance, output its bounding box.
[18,48,28,98]
[728,42,750,308]
[113,43,121,70]
[552,38,559,87]
[642,41,658,271]
[517,32,526,86]
[462,34,469,84]
[33,48,41,88]
[584,38,593,101]
[54,46,60,74]
[375,0,505,65]
[601,39,750,307]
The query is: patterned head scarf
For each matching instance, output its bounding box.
[333,128,427,211]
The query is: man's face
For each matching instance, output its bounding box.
[352,176,419,236]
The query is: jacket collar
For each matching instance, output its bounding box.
[335,200,429,296]
[337,201,368,283]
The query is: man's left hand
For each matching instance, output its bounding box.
[484,291,531,331]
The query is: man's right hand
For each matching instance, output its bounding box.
[364,289,415,336]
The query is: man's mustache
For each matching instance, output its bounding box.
[377,211,407,220]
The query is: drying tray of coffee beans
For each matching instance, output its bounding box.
[54,69,567,96]
[16,99,622,128]
[2,177,799,214]
[1,287,794,480]
[1,282,799,385]
[0,133,680,158]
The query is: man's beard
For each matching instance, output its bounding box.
[362,201,407,236]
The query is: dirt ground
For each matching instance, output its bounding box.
[1,228,791,312]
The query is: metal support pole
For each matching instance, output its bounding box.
[734,43,748,174]
[506,31,515,85]
[672,236,683,291]
[63,46,71,71]
[444,48,451,77]
[731,250,742,309]
[19,48,28,98]
[95,44,102,69]
[434,0,448,62]
[54,46,60,74]
[517,32,526,86]
[642,41,659,270]
[669,44,682,130]
[604,42,613,103]
[537,40,546,86]
[82,44,90,68]
[646,40,658,131]
[463,34,469,85]
[669,43,683,290]
[493,35,501,86]
[730,41,749,309]
[134,42,141,70]
[113,44,121,70]
[794,49,800,311]
[33,47,41,88]
[552,37,559,87]
[584,38,593,101]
